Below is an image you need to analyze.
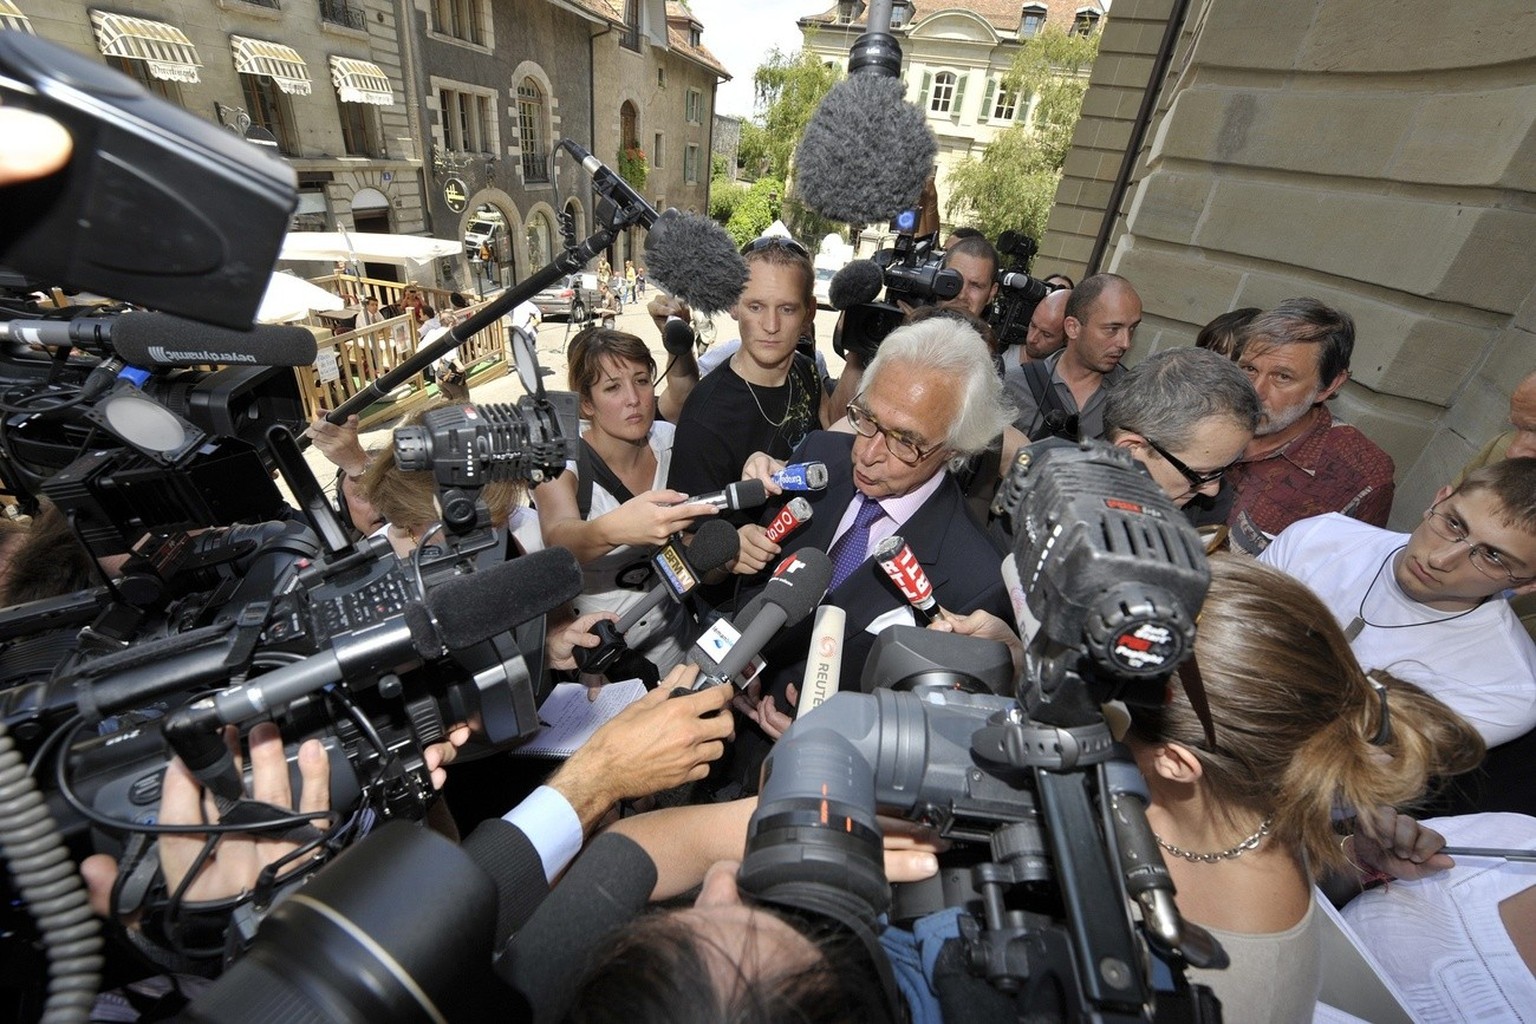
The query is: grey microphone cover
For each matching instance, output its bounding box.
[794,75,937,226]
[644,209,750,315]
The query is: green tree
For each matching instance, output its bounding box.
[724,176,785,247]
[742,48,842,181]
[946,27,1100,244]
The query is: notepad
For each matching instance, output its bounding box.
[514,678,648,758]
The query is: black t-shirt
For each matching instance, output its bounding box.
[666,351,821,501]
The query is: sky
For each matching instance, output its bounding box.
[686,0,833,119]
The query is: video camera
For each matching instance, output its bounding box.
[988,229,1056,353]
[835,208,963,362]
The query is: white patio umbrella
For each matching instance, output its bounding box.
[258,270,345,323]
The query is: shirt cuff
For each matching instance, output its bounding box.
[502,785,583,883]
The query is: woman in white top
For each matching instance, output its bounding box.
[1125,555,1483,1022]
[533,327,717,680]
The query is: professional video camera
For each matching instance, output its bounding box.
[988,228,1055,353]
[835,208,963,362]
[738,441,1226,1022]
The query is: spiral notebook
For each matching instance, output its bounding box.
[514,678,647,758]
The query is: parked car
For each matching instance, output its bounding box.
[813,265,837,310]
[532,274,602,321]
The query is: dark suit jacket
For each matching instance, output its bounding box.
[748,431,1015,703]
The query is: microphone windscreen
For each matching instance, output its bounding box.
[689,518,741,574]
[111,313,319,367]
[793,75,937,226]
[661,317,695,357]
[644,209,749,315]
[762,548,833,627]
[828,259,885,310]
[427,547,583,649]
[727,478,768,511]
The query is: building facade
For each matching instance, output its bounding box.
[798,0,1104,234]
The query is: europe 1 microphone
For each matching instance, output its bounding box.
[770,463,829,492]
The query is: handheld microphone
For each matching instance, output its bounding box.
[688,549,833,689]
[873,535,944,625]
[828,260,885,310]
[670,478,768,512]
[662,316,696,357]
[799,604,845,714]
[574,521,739,675]
[792,1,937,225]
[0,313,319,367]
[770,462,829,492]
[764,497,814,544]
[558,139,747,315]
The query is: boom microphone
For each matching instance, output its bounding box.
[764,497,814,544]
[0,313,319,367]
[792,0,937,225]
[558,139,746,314]
[828,259,885,310]
[428,547,584,650]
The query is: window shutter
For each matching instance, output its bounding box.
[953,73,967,115]
[918,70,931,109]
[979,78,995,123]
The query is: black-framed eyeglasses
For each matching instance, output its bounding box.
[1423,503,1536,585]
[1142,436,1234,490]
[846,401,941,466]
[1368,677,1392,747]
[741,235,810,259]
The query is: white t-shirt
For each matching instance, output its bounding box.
[561,421,687,672]
[1260,513,1536,746]
[1341,813,1536,1023]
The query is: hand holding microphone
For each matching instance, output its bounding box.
[603,488,719,549]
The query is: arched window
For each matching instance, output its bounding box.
[517,77,547,182]
[929,71,956,114]
[620,100,639,151]
[526,211,553,270]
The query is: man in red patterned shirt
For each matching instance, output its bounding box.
[1225,298,1395,554]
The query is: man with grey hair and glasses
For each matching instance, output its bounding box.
[1260,458,1536,748]
[725,317,1018,747]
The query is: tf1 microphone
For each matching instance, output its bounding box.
[689,549,834,689]
[764,497,814,544]
[799,604,846,715]
[574,520,740,675]
[770,462,829,492]
[662,316,695,357]
[873,534,944,625]
[792,0,937,226]
[828,259,885,310]
[671,478,768,512]
[558,139,747,315]
[0,313,319,367]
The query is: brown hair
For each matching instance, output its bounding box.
[1451,457,1536,535]
[1195,307,1260,359]
[565,326,657,398]
[359,403,524,535]
[1128,555,1483,874]
[743,242,814,310]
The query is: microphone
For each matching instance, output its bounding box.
[873,535,944,625]
[573,521,740,675]
[770,462,829,492]
[670,478,768,512]
[764,496,814,544]
[0,313,319,367]
[558,139,747,315]
[688,549,833,689]
[428,548,584,650]
[792,1,937,225]
[828,259,885,310]
[662,316,695,357]
[799,604,845,714]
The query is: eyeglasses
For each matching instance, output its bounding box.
[846,401,941,466]
[1141,436,1234,490]
[741,236,810,259]
[1367,678,1392,747]
[1422,504,1536,585]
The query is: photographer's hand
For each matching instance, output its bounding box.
[304,412,369,479]
[0,109,71,185]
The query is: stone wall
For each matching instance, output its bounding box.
[1039,0,1536,530]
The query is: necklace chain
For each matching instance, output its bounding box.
[741,368,794,429]
[1155,815,1273,863]
[1343,543,1479,641]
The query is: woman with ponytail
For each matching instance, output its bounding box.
[1126,554,1484,1022]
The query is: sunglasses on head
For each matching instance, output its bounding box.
[741,236,810,259]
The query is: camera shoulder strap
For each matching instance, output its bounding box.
[577,439,636,520]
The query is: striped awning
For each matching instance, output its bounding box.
[89,10,201,82]
[231,35,312,95]
[1,0,34,34]
[329,55,392,105]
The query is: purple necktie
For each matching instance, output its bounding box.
[828,496,884,591]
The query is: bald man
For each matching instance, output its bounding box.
[1460,370,1536,481]
[1001,288,1070,372]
